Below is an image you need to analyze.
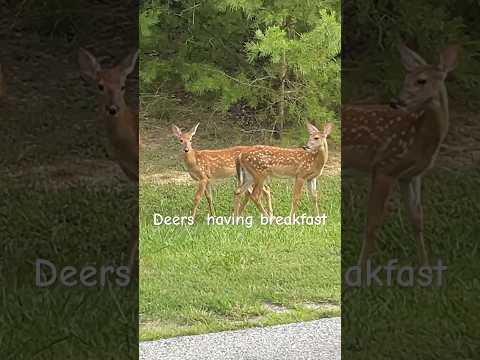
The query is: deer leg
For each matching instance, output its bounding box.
[359,172,395,272]
[205,183,215,216]
[192,179,208,219]
[262,185,273,216]
[241,185,273,216]
[236,189,252,215]
[400,176,429,266]
[249,180,270,217]
[307,178,320,217]
[290,177,305,218]
[237,185,272,216]
[234,177,254,216]
[234,166,262,216]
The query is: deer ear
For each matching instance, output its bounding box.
[398,43,427,71]
[323,122,333,137]
[78,48,101,80]
[307,122,319,135]
[189,122,200,136]
[439,44,460,73]
[119,49,139,78]
[171,124,182,139]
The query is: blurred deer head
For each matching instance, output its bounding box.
[391,43,460,112]
[78,48,139,117]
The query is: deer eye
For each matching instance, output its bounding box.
[417,79,427,85]
[314,137,320,140]
[98,84,104,91]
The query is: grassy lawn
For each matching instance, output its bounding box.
[1,185,138,359]
[342,169,480,358]
[139,176,340,340]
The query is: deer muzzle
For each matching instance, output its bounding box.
[389,97,408,110]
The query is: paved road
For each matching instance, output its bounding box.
[140,318,340,360]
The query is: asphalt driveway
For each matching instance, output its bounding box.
[140,318,340,360]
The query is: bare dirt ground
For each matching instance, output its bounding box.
[7,159,131,189]
[437,105,480,170]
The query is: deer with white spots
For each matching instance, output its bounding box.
[78,48,140,273]
[234,122,332,218]
[342,43,460,271]
[171,123,273,219]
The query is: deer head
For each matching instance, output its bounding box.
[303,122,333,153]
[390,43,460,112]
[79,48,139,117]
[171,123,200,153]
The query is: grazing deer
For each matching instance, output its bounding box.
[234,122,332,218]
[171,123,273,219]
[78,48,140,273]
[342,43,460,271]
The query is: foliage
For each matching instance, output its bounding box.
[342,0,480,102]
[140,0,341,131]
[12,0,94,39]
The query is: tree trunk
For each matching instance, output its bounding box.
[275,48,287,139]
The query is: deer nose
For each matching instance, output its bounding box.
[106,105,119,116]
[389,98,399,109]
[302,145,310,150]
[389,97,406,109]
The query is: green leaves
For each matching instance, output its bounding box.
[244,7,340,127]
[140,0,341,130]
[140,7,164,51]
[247,27,289,64]
[343,0,480,102]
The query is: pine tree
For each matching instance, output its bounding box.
[140,0,340,134]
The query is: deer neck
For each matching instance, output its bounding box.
[183,148,198,167]
[308,142,328,168]
[439,82,449,122]
[104,105,127,134]
[422,82,449,140]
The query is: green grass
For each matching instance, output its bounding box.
[342,169,480,359]
[139,177,341,340]
[1,186,138,359]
